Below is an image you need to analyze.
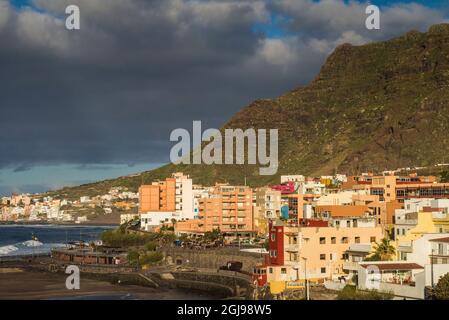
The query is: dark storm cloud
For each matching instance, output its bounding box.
[0,0,446,171]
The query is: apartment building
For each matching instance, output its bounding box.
[175,184,255,237]
[139,178,175,212]
[139,172,193,219]
[395,199,449,244]
[253,219,383,286]
[255,187,281,219]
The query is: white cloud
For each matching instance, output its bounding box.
[0,0,11,31]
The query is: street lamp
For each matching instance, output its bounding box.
[431,248,435,288]
[302,257,309,300]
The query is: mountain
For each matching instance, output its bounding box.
[47,24,449,198]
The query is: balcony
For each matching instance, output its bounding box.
[343,261,360,271]
[285,244,299,252]
[395,219,418,225]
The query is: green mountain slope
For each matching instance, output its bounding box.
[47,24,449,198]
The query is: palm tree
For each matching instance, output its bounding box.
[366,238,396,261]
[171,218,177,229]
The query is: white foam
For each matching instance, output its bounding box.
[0,245,19,256]
[22,240,43,247]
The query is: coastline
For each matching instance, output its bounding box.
[0,258,214,300]
[0,221,119,227]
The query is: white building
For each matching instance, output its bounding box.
[192,186,210,218]
[80,196,90,203]
[398,233,449,264]
[173,172,194,220]
[140,212,180,231]
[120,213,139,225]
[280,175,305,184]
[315,190,359,206]
[394,198,434,238]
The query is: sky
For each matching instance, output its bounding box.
[0,0,448,196]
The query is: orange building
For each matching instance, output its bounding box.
[314,205,370,219]
[253,219,383,286]
[139,178,176,213]
[175,184,255,236]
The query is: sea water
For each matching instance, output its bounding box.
[0,224,114,257]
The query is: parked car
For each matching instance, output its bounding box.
[219,261,243,272]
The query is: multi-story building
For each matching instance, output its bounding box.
[175,184,254,237]
[254,187,281,220]
[139,172,193,219]
[139,178,176,212]
[253,219,383,286]
[395,199,449,244]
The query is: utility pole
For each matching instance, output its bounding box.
[302,257,309,300]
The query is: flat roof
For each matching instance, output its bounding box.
[360,262,423,271]
[429,237,449,243]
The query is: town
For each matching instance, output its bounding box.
[2,165,449,300]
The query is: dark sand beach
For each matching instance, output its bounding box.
[0,267,211,300]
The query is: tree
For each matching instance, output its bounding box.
[366,238,396,261]
[144,241,158,251]
[434,273,449,300]
[127,249,140,267]
[204,228,222,242]
[139,252,163,266]
[440,171,449,183]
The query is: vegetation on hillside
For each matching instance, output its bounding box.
[41,23,449,198]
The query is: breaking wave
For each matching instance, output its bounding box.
[0,245,19,256]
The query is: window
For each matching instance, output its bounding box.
[270,250,277,257]
[355,237,360,244]
[370,237,376,243]
[271,233,276,241]
[346,220,351,228]
[335,220,340,227]
[321,267,326,274]
[320,237,326,244]
[320,254,326,260]
[341,237,348,244]
[269,267,273,274]
[281,268,287,274]
[331,237,336,244]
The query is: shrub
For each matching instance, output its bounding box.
[144,241,158,251]
[101,229,159,247]
[127,249,140,267]
[139,252,163,266]
[434,273,449,300]
[337,285,393,300]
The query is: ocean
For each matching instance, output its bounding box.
[0,224,114,257]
